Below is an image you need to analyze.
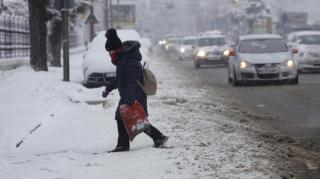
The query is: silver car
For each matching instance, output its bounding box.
[228,34,299,86]
[287,31,320,72]
[194,35,229,69]
[178,36,197,60]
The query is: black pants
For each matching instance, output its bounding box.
[115,115,164,147]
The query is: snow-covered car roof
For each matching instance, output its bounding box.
[117,29,142,41]
[292,31,320,36]
[239,34,282,41]
[198,34,225,39]
[83,29,148,75]
[199,30,224,36]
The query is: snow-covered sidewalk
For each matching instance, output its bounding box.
[0,51,280,178]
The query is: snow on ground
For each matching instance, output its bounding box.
[0,49,281,178]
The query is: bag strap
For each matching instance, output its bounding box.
[142,61,146,69]
[136,61,146,89]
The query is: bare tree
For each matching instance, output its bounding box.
[28,0,49,71]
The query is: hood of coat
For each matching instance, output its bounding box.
[119,41,142,62]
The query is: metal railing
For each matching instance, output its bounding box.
[69,32,80,49]
[0,15,30,58]
[0,15,83,59]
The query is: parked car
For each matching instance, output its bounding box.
[193,34,229,68]
[228,34,299,86]
[287,31,320,72]
[178,36,197,60]
[82,29,148,88]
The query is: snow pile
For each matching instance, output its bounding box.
[83,30,149,77]
[0,53,180,179]
[2,0,28,16]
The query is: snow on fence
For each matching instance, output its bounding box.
[0,15,82,59]
[0,15,30,59]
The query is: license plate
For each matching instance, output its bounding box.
[258,68,279,74]
[208,55,221,61]
[105,72,116,77]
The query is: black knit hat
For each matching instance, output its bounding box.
[105,28,122,51]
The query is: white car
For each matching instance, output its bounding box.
[178,36,197,60]
[82,29,148,88]
[193,34,229,68]
[287,31,320,72]
[228,34,299,86]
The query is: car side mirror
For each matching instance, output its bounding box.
[291,48,298,54]
[228,49,236,56]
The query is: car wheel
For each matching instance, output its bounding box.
[194,61,200,69]
[290,74,299,85]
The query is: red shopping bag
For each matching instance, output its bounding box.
[119,101,151,141]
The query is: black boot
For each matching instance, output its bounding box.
[154,136,169,148]
[108,145,130,153]
[109,117,130,153]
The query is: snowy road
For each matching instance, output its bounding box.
[166,53,320,138]
[156,49,320,178]
[0,50,319,178]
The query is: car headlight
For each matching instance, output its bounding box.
[240,60,252,69]
[180,47,186,53]
[223,50,230,56]
[197,50,207,58]
[282,59,295,68]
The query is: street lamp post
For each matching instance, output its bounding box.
[62,0,70,81]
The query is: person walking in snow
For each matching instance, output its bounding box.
[102,28,168,153]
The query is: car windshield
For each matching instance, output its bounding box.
[198,37,225,47]
[299,35,320,45]
[239,39,288,53]
[182,39,196,45]
[167,38,180,44]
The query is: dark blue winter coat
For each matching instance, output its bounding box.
[106,41,148,119]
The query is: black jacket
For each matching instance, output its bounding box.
[106,41,148,115]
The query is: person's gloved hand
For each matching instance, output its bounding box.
[102,90,109,98]
[102,86,111,98]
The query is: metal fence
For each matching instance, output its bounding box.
[0,15,82,59]
[0,15,30,58]
[69,32,80,49]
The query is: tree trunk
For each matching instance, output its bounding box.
[48,17,63,67]
[28,0,49,71]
